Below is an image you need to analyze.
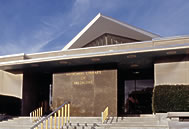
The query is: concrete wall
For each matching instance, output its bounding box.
[155,61,189,85]
[53,69,117,116]
[0,70,22,115]
[0,70,23,99]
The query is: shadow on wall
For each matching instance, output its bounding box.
[0,95,21,116]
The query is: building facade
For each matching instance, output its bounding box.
[0,13,189,116]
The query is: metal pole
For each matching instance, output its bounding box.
[61,107,64,127]
[65,105,67,125]
[50,116,52,129]
[68,104,70,123]
[54,113,57,129]
[46,119,48,129]
[58,110,60,129]
[41,122,43,129]
[49,84,52,107]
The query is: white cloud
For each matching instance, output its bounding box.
[0,42,21,55]
[0,0,123,55]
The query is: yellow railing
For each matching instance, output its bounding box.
[30,107,43,122]
[101,107,108,123]
[31,102,70,129]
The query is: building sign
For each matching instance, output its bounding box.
[65,71,102,86]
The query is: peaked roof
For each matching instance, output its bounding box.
[62,13,159,50]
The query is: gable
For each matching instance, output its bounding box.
[83,33,139,48]
[62,13,159,50]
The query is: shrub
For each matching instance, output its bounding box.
[152,85,189,113]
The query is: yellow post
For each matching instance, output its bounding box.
[34,110,36,121]
[37,109,39,119]
[65,104,67,124]
[35,127,38,129]
[68,104,70,123]
[46,119,48,129]
[41,122,43,129]
[38,108,41,117]
[41,101,43,113]
[54,113,57,129]
[50,116,52,129]
[61,107,64,127]
[38,108,40,118]
[41,107,43,117]
[102,107,109,123]
[58,110,60,129]
[32,112,34,122]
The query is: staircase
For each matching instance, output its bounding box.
[67,116,169,129]
[0,117,34,129]
[0,115,169,129]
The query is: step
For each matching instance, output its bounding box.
[168,121,189,129]
[0,116,169,129]
[66,117,160,123]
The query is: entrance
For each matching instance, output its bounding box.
[22,72,52,116]
[118,69,154,116]
[124,79,153,114]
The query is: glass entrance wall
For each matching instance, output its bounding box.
[124,80,154,114]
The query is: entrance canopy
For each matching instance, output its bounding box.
[0,35,189,72]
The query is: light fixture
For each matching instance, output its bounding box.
[133,71,140,74]
[130,64,139,68]
[166,51,176,55]
[31,64,39,67]
[59,61,68,64]
[127,55,136,59]
[91,58,101,62]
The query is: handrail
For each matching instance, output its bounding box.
[31,101,70,129]
[101,107,108,123]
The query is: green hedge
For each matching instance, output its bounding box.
[152,85,189,113]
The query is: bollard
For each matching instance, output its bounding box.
[54,113,57,129]
[46,119,48,129]
[50,116,52,129]
[65,104,67,124]
[61,107,64,127]
[58,110,60,129]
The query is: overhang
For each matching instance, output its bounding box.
[0,35,189,72]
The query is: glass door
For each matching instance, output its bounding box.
[124,80,153,114]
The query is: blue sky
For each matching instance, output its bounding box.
[0,0,189,56]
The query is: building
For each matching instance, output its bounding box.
[0,13,189,116]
